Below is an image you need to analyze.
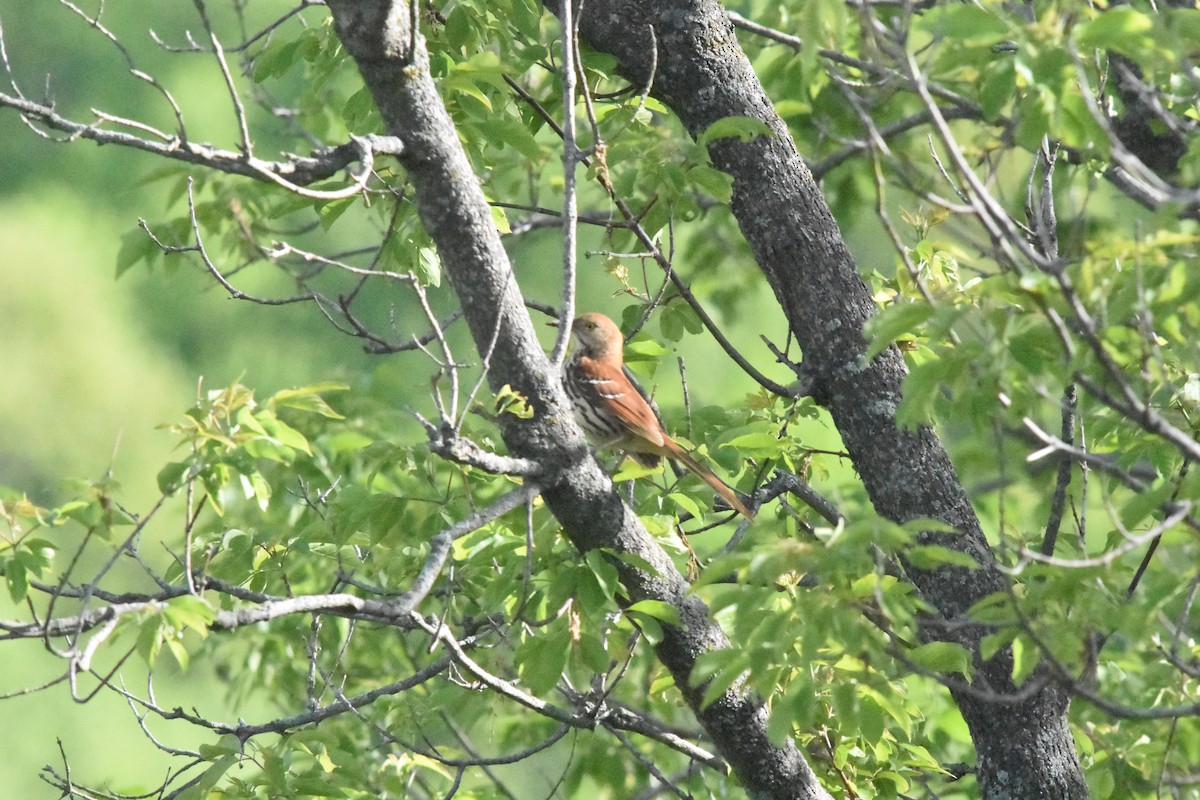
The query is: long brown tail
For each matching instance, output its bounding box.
[665,440,755,519]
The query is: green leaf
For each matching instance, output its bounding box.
[774,99,809,119]
[1076,7,1153,51]
[317,196,356,230]
[252,38,302,82]
[416,246,442,287]
[624,338,670,361]
[165,636,190,671]
[578,632,611,673]
[136,613,165,665]
[724,431,784,457]
[865,301,934,361]
[967,590,1015,624]
[668,491,703,520]
[608,549,665,580]
[583,549,620,602]
[1086,762,1116,800]
[240,478,280,526]
[907,641,973,679]
[648,672,676,695]
[876,770,912,795]
[904,545,979,571]
[1181,373,1200,410]
[897,356,957,428]
[157,461,190,494]
[980,60,1016,121]
[612,460,664,483]
[900,517,962,536]
[197,734,241,760]
[176,755,237,800]
[1119,483,1173,531]
[686,164,734,204]
[343,85,379,130]
[443,74,494,111]
[327,430,373,454]
[1013,86,1054,151]
[698,116,774,146]
[918,3,1011,42]
[658,303,703,342]
[14,547,52,581]
[626,599,681,626]
[696,652,749,709]
[1011,634,1039,685]
[21,538,57,562]
[494,384,534,419]
[115,229,160,278]
[260,414,312,456]
[490,203,511,235]
[856,694,886,744]
[518,628,570,694]
[164,595,216,635]
[269,383,348,418]
[980,627,1018,662]
[493,117,544,160]
[6,559,27,603]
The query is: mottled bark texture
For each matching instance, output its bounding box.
[324,2,833,798]
[552,0,1088,796]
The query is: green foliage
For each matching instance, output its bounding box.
[0,492,60,602]
[5,0,1200,797]
[698,116,776,145]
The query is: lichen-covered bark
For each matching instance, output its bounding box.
[552,0,1087,796]
[324,2,833,797]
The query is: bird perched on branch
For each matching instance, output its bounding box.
[563,312,755,519]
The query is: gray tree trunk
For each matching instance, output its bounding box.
[324,1,834,797]
[553,0,1088,797]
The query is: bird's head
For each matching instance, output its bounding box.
[570,312,623,358]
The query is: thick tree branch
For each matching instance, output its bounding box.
[322,2,830,799]
[554,1,1086,796]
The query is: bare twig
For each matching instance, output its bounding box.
[0,91,401,196]
[550,0,581,367]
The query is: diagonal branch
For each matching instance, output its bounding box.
[556,1,1087,796]
[323,2,831,798]
[0,91,402,195]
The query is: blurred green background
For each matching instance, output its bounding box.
[0,4,383,795]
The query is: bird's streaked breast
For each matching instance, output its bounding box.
[563,359,625,438]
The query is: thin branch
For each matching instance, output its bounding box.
[726,11,803,51]
[1010,501,1191,573]
[550,0,580,367]
[58,0,187,133]
[508,62,796,398]
[810,104,980,181]
[606,726,693,800]
[413,615,588,728]
[110,651,453,741]
[1040,384,1076,556]
[192,0,253,155]
[262,240,416,283]
[0,91,401,195]
[423,422,544,477]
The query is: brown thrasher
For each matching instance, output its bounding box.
[563,312,755,519]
